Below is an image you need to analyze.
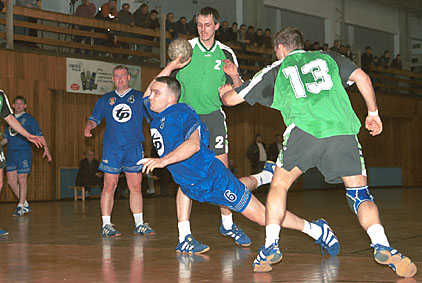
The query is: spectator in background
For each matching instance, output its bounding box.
[330,40,341,52]
[262,28,272,48]
[339,45,346,56]
[254,28,264,47]
[94,0,118,53]
[345,45,354,61]
[246,26,256,46]
[361,46,374,72]
[216,20,231,43]
[322,43,329,51]
[247,134,267,174]
[117,3,134,57]
[379,50,391,68]
[268,134,282,162]
[134,3,150,28]
[174,16,189,36]
[15,0,41,46]
[149,9,160,31]
[166,12,176,39]
[76,150,103,194]
[237,24,249,47]
[391,54,402,69]
[229,22,238,43]
[311,41,320,51]
[187,15,198,37]
[304,39,312,51]
[73,0,96,54]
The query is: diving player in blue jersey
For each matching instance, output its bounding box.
[141,76,337,255]
[2,96,52,217]
[0,90,45,234]
[84,65,154,237]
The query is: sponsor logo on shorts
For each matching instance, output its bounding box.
[103,159,108,164]
[22,160,29,168]
[109,97,116,106]
[224,190,237,202]
[112,104,132,123]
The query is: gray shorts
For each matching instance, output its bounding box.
[277,126,366,184]
[199,109,228,156]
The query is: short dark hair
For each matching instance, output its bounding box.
[197,7,220,24]
[14,96,26,104]
[150,9,158,15]
[155,76,181,101]
[274,27,304,51]
[113,65,129,74]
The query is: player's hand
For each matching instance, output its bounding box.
[138,158,167,174]
[218,83,234,98]
[365,115,383,136]
[170,55,191,70]
[27,135,45,148]
[43,151,53,162]
[222,59,238,77]
[84,125,94,137]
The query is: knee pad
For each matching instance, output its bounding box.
[346,186,374,214]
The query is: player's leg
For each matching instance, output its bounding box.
[7,170,23,216]
[17,173,29,211]
[100,172,120,235]
[343,174,417,278]
[176,188,209,254]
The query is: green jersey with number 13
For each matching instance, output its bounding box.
[272,50,361,138]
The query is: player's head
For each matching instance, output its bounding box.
[112,65,130,92]
[273,27,304,60]
[13,96,27,114]
[149,76,181,113]
[197,7,220,44]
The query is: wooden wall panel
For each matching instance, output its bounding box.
[0,48,421,202]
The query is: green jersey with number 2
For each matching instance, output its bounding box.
[272,50,361,138]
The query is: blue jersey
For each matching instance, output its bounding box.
[4,112,42,150]
[89,89,145,149]
[145,100,215,186]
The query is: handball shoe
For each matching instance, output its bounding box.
[176,234,210,255]
[372,244,417,278]
[313,218,340,256]
[263,161,276,174]
[23,205,31,214]
[12,206,24,217]
[133,223,155,235]
[220,223,251,246]
[0,228,9,236]
[253,240,282,273]
[101,224,121,237]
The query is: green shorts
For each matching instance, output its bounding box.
[199,109,228,156]
[277,126,366,184]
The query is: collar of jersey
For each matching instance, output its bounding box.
[195,37,217,53]
[288,49,306,57]
[114,88,132,98]
[14,112,25,118]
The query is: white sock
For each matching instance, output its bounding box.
[252,170,273,187]
[102,216,111,227]
[23,200,29,207]
[302,220,323,240]
[265,224,281,248]
[367,224,390,247]
[178,221,191,242]
[221,213,233,230]
[18,203,24,208]
[133,213,144,227]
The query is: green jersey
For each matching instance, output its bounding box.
[176,38,239,114]
[237,50,361,138]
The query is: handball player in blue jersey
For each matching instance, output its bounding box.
[141,76,336,255]
[0,90,45,235]
[2,96,52,217]
[84,65,154,237]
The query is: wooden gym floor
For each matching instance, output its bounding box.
[0,187,420,282]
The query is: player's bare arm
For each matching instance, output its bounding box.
[140,129,201,174]
[143,55,192,98]
[219,85,245,106]
[349,68,382,136]
[4,114,45,148]
[40,136,53,162]
[222,59,243,88]
[84,120,98,137]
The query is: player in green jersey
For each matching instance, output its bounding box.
[219,27,417,278]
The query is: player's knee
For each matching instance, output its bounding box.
[346,186,374,214]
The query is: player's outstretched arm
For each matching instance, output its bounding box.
[219,84,245,106]
[349,68,383,136]
[84,120,98,137]
[140,129,200,174]
[3,114,45,148]
[40,136,53,162]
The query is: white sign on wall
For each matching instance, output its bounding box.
[66,58,141,95]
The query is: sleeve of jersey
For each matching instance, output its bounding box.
[323,50,358,88]
[182,110,200,141]
[222,49,241,84]
[88,97,105,125]
[3,125,9,139]
[29,116,43,136]
[235,63,279,107]
[0,91,12,119]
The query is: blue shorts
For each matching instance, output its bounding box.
[99,143,144,174]
[180,159,252,213]
[6,149,32,174]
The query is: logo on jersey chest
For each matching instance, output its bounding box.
[160,117,165,129]
[150,128,164,156]
[9,127,18,137]
[128,95,135,103]
[109,97,116,106]
[112,103,132,122]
